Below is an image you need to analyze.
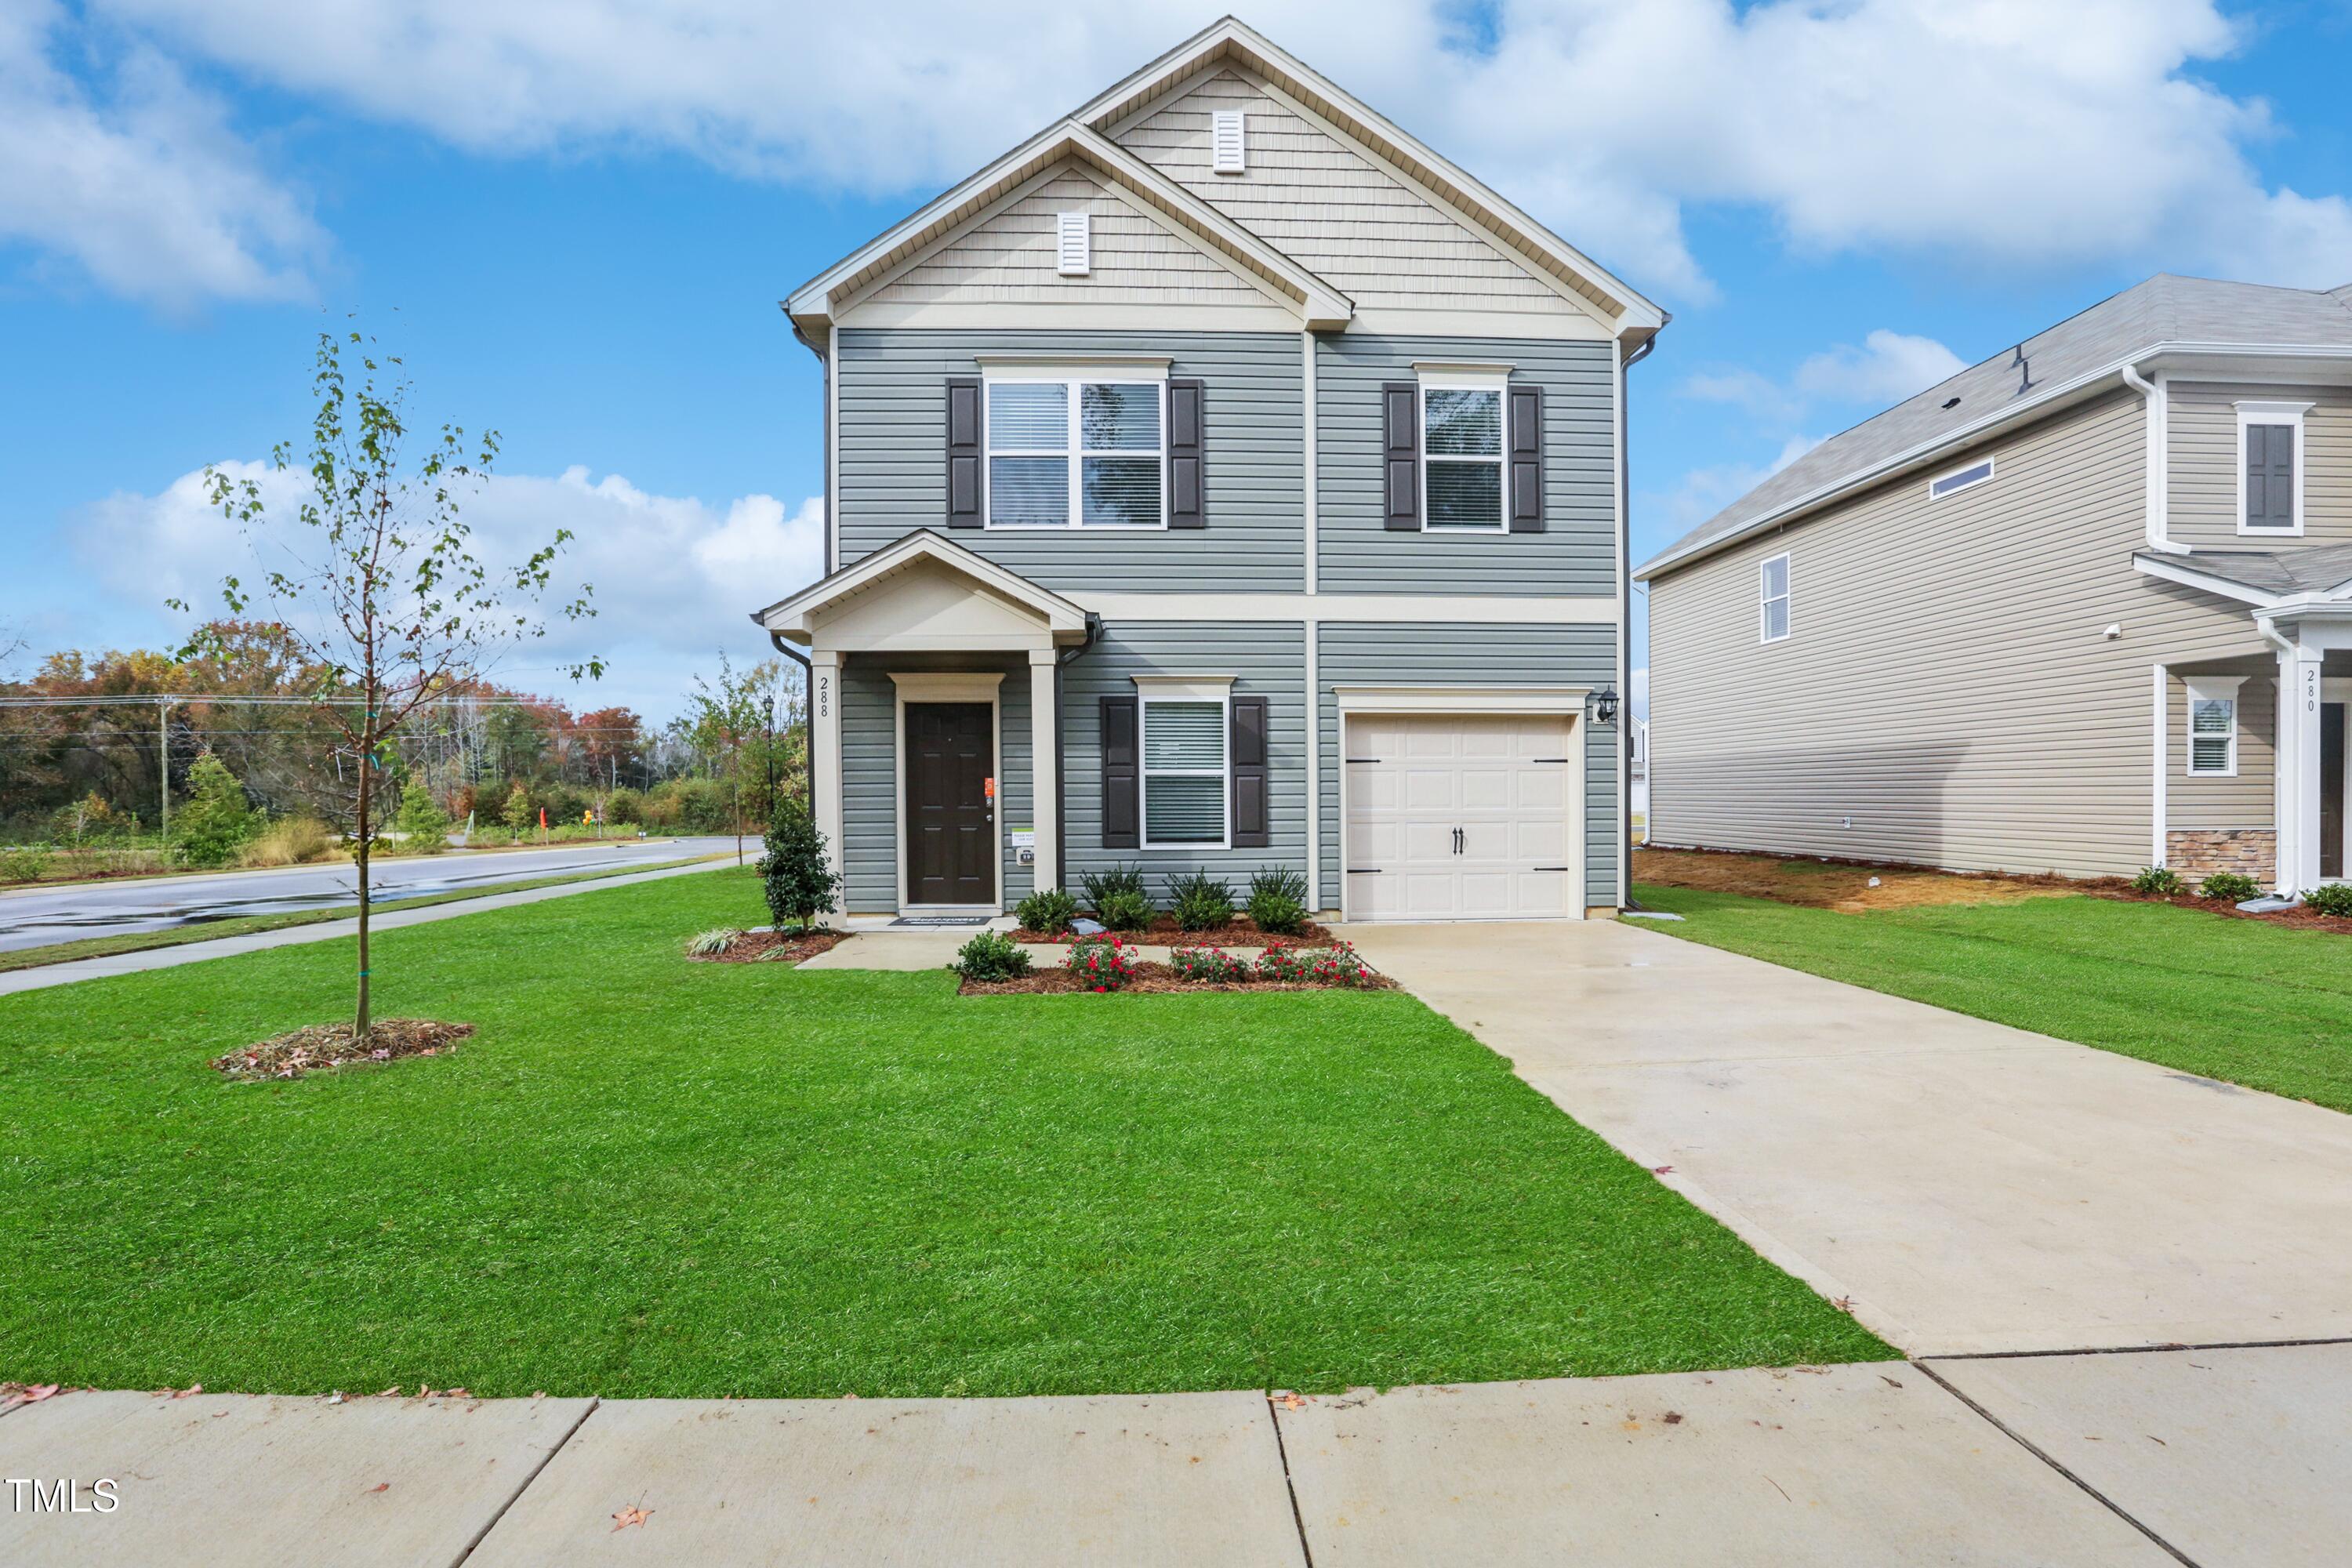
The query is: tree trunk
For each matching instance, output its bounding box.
[354,751,373,1041]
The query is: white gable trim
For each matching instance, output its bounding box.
[750,530,1093,643]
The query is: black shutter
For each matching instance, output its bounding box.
[1229,695,1269,849]
[945,377,982,528]
[1100,696,1138,850]
[1382,381,1420,531]
[1508,382,1544,532]
[2248,423,2294,531]
[1167,379,1206,528]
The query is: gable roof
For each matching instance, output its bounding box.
[786,119,1352,333]
[751,530,1093,643]
[1638,274,2352,582]
[1073,16,1664,337]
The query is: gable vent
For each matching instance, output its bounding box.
[1056,210,1091,276]
[1211,110,1246,173]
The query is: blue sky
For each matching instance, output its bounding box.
[6,1,2351,720]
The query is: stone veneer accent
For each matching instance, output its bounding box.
[2166,829,2275,882]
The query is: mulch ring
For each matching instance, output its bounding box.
[2094,887,2352,933]
[688,928,850,965]
[210,1019,476,1080]
[1011,915,1332,945]
[960,960,1396,996]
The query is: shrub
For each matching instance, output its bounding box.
[606,787,644,826]
[392,779,452,854]
[0,846,49,884]
[239,815,336,868]
[684,927,747,956]
[1254,939,1377,987]
[949,930,1032,982]
[1080,862,1148,913]
[52,791,130,846]
[2305,883,2352,917]
[759,797,842,935]
[1166,870,1236,931]
[1065,933,1142,991]
[174,755,258,868]
[1253,939,1316,983]
[500,782,536,836]
[1247,866,1312,935]
[2129,866,2183,896]
[1170,946,1250,983]
[2199,871,2262,903]
[1095,887,1153,932]
[1014,887,1080,934]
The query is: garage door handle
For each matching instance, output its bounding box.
[1452,827,1463,855]
[1534,866,1568,873]
[1346,867,1383,874]
[1345,757,1381,764]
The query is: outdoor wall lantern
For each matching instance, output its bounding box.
[1590,687,1620,724]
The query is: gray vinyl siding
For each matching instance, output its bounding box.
[836,328,1303,591]
[1060,621,1308,894]
[1316,333,1616,595]
[1315,623,1621,909]
[2170,673,2276,829]
[838,653,1033,913]
[2166,380,2352,546]
[1646,388,2276,880]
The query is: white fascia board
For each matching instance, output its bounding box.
[750,529,1091,637]
[1069,17,1664,334]
[2130,552,2279,608]
[1639,341,2352,585]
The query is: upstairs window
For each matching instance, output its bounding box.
[1421,383,1504,530]
[2186,678,2241,776]
[985,379,1164,529]
[1929,459,1994,500]
[2238,401,2309,535]
[1759,553,1791,644]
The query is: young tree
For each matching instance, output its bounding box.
[175,754,258,868]
[392,778,452,853]
[760,796,842,935]
[500,779,535,837]
[172,328,599,1040]
[682,652,775,866]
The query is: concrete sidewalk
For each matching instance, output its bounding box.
[1341,917,2352,1357]
[0,858,734,999]
[9,1343,2346,1564]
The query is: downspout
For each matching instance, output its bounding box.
[2119,363,2181,555]
[1052,612,1105,891]
[769,631,817,819]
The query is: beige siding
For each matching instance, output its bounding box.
[2169,673,2275,829]
[1114,67,1584,323]
[2167,380,2352,546]
[862,162,1272,309]
[1647,389,2275,880]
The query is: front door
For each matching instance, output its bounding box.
[906,702,994,906]
[2324,702,2345,881]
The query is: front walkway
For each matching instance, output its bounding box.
[1341,918,2352,1356]
[14,1343,2347,1564]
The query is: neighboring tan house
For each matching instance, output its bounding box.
[1638,274,2352,894]
[752,17,1661,922]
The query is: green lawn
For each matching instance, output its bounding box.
[0,869,1884,1400]
[1635,882,2352,1113]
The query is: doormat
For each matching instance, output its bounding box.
[889,916,991,927]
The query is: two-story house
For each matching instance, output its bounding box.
[1639,273,2352,895]
[751,17,1663,922]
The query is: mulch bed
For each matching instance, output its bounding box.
[959,960,1396,996]
[2096,887,2352,933]
[209,1019,476,1080]
[687,929,850,965]
[1012,916,1332,945]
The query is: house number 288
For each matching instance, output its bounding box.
[818,674,831,719]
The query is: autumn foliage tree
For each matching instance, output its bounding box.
[172,328,599,1040]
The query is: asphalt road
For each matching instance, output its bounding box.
[0,836,746,954]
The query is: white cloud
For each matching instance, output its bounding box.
[0,1,322,310]
[78,460,824,720]
[50,0,2352,307]
[1794,329,1968,406]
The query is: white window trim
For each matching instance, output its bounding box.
[1929,457,1994,500]
[2235,400,2311,537]
[981,376,1168,532]
[1415,366,1510,535]
[2184,676,2243,779]
[1139,689,1232,852]
[1759,552,1791,644]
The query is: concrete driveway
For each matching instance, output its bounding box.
[1341,918,2352,1356]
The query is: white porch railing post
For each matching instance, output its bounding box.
[1029,648,1059,896]
[810,649,846,890]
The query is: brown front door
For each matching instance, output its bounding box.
[2323,702,2345,881]
[906,702,994,906]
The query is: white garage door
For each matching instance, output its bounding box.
[1344,714,1577,921]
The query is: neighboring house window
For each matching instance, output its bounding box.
[2186,678,2241,777]
[985,378,1164,528]
[1929,459,1994,500]
[1141,695,1229,848]
[1759,553,1791,644]
[1421,377,1505,530]
[2237,401,2310,535]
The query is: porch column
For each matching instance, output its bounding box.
[2282,639,2325,892]
[1029,648,1060,895]
[810,648,845,883]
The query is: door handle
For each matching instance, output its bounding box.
[1453,827,1463,855]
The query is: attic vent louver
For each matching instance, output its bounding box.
[1211,110,1246,173]
[1056,211,1091,276]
